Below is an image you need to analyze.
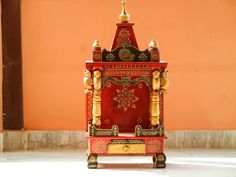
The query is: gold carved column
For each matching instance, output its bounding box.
[83,69,93,126]
[149,70,161,127]
[92,70,102,127]
[149,69,169,127]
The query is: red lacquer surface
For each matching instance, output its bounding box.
[87,134,166,155]
[101,76,150,132]
[111,23,138,50]
[85,62,168,131]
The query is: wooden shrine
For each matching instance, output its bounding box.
[84,1,169,168]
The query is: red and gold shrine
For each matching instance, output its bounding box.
[84,1,169,169]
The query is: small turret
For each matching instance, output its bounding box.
[92,40,102,62]
[149,40,160,62]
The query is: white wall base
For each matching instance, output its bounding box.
[165,130,236,148]
[0,132,3,152]
[2,130,86,151]
[1,130,236,151]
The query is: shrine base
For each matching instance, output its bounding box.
[87,134,167,168]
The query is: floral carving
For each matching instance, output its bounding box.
[138,53,147,61]
[137,117,143,124]
[91,139,108,153]
[117,29,131,47]
[106,53,115,61]
[146,139,161,153]
[113,89,139,112]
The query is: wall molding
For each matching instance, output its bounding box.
[0,130,235,151]
[0,132,3,152]
[2,130,87,151]
[165,130,236,149]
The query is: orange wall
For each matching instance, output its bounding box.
[21,0,236,130]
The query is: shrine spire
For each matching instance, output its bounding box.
[119,1,130,22]
[111,1,138,49]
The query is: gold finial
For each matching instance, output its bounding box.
[119,1,130,22]
[92,40,101,48]
[149,40,159,49]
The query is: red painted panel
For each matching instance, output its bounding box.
[101,76,150,132]
[88,136,165,155]
[111,23,138,50]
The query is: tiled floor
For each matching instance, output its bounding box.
[0,149,235,177]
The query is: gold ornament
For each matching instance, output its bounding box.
[160,71,169,91]
[83,69,93,94]
[149,40,159,49]
[119,48,135,61]
[119,1,130,22]
[113,89,139,112]
[93,70,102,91]
[152,70,160,91]
[92,40,101,48]
[93,54,101,61]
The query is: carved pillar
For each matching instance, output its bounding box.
[150,92,160,126]
[83,69,93,128]
[149,70,161,127]
[92,70,102,127]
